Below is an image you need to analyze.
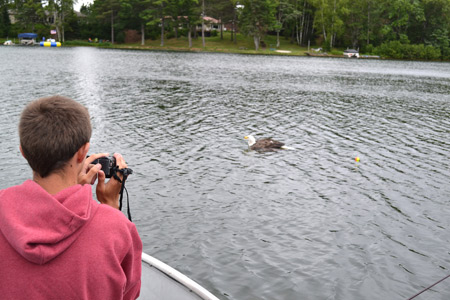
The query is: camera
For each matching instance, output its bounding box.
[91,156,116,178]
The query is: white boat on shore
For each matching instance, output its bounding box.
[343,49,360,58]
[139,252,220,300]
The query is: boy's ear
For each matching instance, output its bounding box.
[76,143,90,163]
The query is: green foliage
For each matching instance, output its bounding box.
[361,43,374,54]
[205,0,234,31]
[165,30,175,39]
[374,40,441,59]
[311,0,350,48]
[140,0,169,27]
[428,28,450,59]
[116,30,125,43]
[145,25,162,40]
[322,37,331,51]
[423,45,442,60]
[8,23,19,37]
[178,28,189,37]
[6,0,449,60]
[0,0,11,38]
[239,0,277,50]
[33,23,49,38]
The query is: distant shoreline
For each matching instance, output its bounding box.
[3,38,448,62]
[61,43,447,62]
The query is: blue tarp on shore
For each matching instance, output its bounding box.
[18,33,38,39]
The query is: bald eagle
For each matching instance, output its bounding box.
[244,135,289,151]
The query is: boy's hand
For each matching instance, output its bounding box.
[78,153,109,185]
[96,153,129,209]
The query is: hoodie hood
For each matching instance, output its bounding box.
[0,180,96,265]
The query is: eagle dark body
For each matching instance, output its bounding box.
[250,138,285,151]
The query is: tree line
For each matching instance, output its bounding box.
[1,0,449,59]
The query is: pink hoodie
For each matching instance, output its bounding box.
[0,180,142,299]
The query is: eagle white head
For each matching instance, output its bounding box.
[244,135,256,147]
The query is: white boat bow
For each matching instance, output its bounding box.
[139,252,220,300]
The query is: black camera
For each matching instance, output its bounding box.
[91,156,116,178]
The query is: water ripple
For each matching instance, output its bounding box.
[1,47,450,300]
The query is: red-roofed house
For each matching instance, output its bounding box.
[196,16,222,36]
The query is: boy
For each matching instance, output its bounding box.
[0,95,142,299]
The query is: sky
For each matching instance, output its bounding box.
[74,0,92,11]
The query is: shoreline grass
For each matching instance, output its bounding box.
[64,33,310,57]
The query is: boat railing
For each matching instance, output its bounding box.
[141,252,220,300]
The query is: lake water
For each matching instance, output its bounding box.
[1,46,450,300]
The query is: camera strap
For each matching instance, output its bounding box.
[112,167,133,222]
